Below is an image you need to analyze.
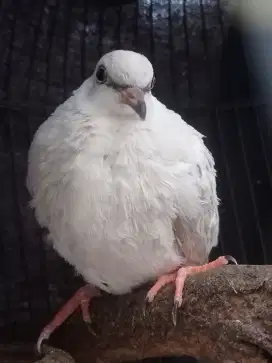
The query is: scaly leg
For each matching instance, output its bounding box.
[145,255,237,325]
[37,284,100,353]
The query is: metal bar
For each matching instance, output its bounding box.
[62,0,72,100]
[23,0,52,314]
[240,29,272,189]
[42,1,61,309]
[25,0,47,105]
[216,0,225,36]
[149,0,154,65]
[232,104,268,263]
[1,0,33,322]
[182,0,193,99]
[215,109,248,262]
[44,0,60,98]
[218,0,268,263]
[116,5,122,49]
[199,0,228,254]
[133,0,139,49]
[168,0,177,108]
[199,0,211,86]
[97,7,104,58]
[252,106,272,187]
[80,0,88,82]
[215,0,249,262]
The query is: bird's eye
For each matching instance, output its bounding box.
[150,75,156,90]
[96,65,107,84]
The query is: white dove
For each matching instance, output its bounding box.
[27,50,236,352]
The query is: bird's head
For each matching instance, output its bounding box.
[77,50,155,121]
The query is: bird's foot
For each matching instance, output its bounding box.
[36,284,100,354]
[145,255,237,325]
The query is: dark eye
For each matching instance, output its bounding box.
[96,65,107,84]
[150,75,156,90]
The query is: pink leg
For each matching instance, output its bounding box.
[146,272,177,303]
[37,284,99,353]
[145,255,237,325]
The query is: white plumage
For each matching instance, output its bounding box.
[27,50,219,296]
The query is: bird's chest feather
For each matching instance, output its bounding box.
[45,125,188,293]
[72,126,184,230]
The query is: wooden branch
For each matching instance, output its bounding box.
[34,265,271,363]
[8,265,272,363]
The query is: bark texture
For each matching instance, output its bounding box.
[1,265,271,363]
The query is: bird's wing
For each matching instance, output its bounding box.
[26,97,78,229]
[172,129,219,266]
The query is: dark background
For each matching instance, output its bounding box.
[0,0,271,361]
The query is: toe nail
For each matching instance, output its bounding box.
[142,298,150,318]
[36,334,47,355]
[225,255,238,265]
[172,301,180,326]
[36,341,42,355]
[86,322,97,336]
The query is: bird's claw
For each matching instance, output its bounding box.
[36,329,50,355]
[225,255,238,265]
[172,299,181,326]
[142,297,151,318]
[85,321,97,336]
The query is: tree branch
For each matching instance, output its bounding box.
[35,265,271,363]
[3,266,271,363]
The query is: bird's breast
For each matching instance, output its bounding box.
[42,126,186,294]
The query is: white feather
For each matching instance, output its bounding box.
[27,50,219,295]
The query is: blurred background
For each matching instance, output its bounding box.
[0,0,272,362]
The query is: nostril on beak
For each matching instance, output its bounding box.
[120,87,146,120]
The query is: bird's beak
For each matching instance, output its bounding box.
[119,87,146,120]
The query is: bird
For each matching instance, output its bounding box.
[26,49,237,353]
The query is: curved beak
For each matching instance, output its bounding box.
[119,87,146,120]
